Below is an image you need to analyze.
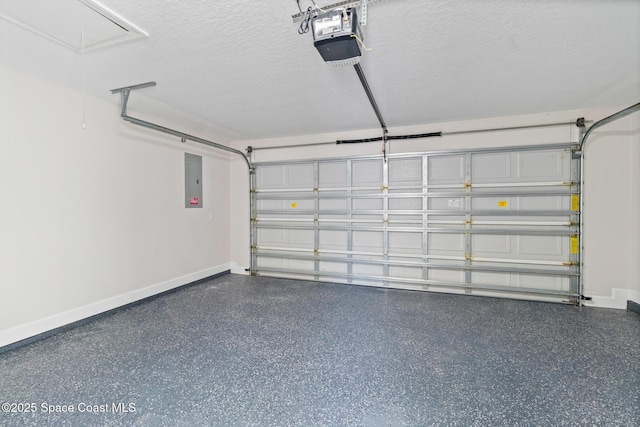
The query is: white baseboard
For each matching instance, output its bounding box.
[230,262,250,275]
[584,288,640,310]
[0,263,231,349]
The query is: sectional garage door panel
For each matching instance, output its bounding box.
[252,144,581,303]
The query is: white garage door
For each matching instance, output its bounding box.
[251,143,581,303]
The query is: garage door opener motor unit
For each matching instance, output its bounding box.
[312,8,362,65]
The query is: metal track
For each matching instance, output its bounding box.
[111,82,253,170]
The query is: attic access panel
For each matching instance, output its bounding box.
[0,0,148,52]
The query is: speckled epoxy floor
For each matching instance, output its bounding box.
[1,274,638,426]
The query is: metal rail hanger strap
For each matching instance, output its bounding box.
[111,82,253,170]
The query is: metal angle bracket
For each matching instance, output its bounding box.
[571,149,583,160]
[110,81,157,94]
[292,1,358,22]
[110,81,156,115]
[291,0,390,23]
[360,0,368,25]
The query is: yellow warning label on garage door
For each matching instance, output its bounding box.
[497,200,507,208]
[290,202,297,209]
[571,194,579,211]
[570,235,578,254]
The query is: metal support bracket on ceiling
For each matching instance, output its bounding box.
[360,0,368,26]
[291,0,386,23]
[110,82,253,171]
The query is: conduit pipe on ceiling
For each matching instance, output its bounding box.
[110,82,253,171]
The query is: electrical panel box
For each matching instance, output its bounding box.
[312,8,361,63]
[185,153,202,208]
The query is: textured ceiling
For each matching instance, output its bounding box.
[2,0,639,143]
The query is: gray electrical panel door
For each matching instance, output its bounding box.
[185,153,202,208]
[250,143,582,304]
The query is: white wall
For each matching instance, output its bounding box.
[0,65,232,347]
[230,106,640,308]
[581,111,638,307]
[631,112,640,295]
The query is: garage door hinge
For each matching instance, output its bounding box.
[464,182,472,191]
